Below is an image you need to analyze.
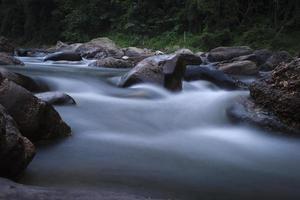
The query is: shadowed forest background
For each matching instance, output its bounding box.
[0,0,299,53]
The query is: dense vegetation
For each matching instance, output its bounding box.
[0,0,299,53]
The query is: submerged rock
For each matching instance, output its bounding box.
[184,66,243,90]
[207,46,253,62]
[35,92,76,106]
[0,53,24,65]
[0,78,71,141]
[44,51,82,62]
[218,60,258,75]
[249,59,300,133]
[0,105,35,179]
[89,57,133,68]
[119,53,202,91]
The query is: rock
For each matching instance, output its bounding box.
[89,57,134,68]
[44,51,82,62]
[119,53,202,91]
[0,53,24,65]
[15,48,50,57]
[207,46,253,62]
[175,48,194,55]
[123,47,153,58]
[0,77,71,141]
[35,92,76,105]
[75,37,124,59]
[227,97,299,134]
[0,36,14,54]
[218,60,258,75]
[253,49,273,66]
[184,66,243,90]
[155,50,164,55]
[231,54,259,64]
[0,68,41,92]
[249,59,300,133]
[260,51,293,71]
[0,177,163,200]
[0,105,35,179]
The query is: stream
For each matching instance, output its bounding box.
[4,57,300,199]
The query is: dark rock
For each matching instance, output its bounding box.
[15,48,50,57]
[0,68,41,92]
[119,53,202,91]
[0,77,71,141]
[207,46,253,62]
[75,37,124,59]
[227,97,299,134]
[35,92,76,106]
[123,47,153,58]
[44,51,82,62]
[0,36,14,54]
[260,51,293,71]
[218,60,258,75]
[89,57,134,68]
[249,59,300,132]
[0,53,24,65]
[184,66,242,90]
[0,177,163,200]
[253,49,273,66]
[0,105,35,179]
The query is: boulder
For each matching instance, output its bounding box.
[35,92,76,106]
[184,66,244,90]
[227,97,298,134]
[253,49,273,66]
[218,60,258,75]
[207,46,253,62]
[123,47,153,58]
[0,53,24,65]
[75,37,124,59]
[249,59,300,132]
[0,68,41,92]
[0,77,71,141]
[15,48,50,57]
[89,57,134,68]
[119,53,202,91]
[0,105,35,179]
[260,51,293,71]
[0,36,14,54]
[44,51,82,62]
[175,48,194,55]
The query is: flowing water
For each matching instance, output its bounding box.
[4,57,300,199]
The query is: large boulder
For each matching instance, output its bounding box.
[218,60,258,75]
[0,105,35,179]
[35,92,76,106]
[184,66,244,90]
[260,51,293,71]
[75,37,124,59]
[0,77,71,141]
[44,51,82,62]
[119,53,202,91]
[0,68,41,92]
[89,57,134,68]
[207,46,253,62]
[0,53,24,65]
[0,36,14,54]
[249,59,300,133]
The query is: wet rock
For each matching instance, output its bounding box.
[227,97,298,134]
[15,48,50,57]
[89,57,134,68]
[75,37,124,59]
[0,78,71,141]
[0,68,41,92]
[260,51,293,71]
[119,53,202,91]
[0,53,24,65]
[249,59,300,133]
[207,46,253,62]
[0,177,163,200]
[35,92,76,105]
[184,66,242,90]
[0,36,14,54]
[218,60,258,75]
[0,105,35,179]
[44,51,82,62]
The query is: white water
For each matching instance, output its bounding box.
[5,57,300,199]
